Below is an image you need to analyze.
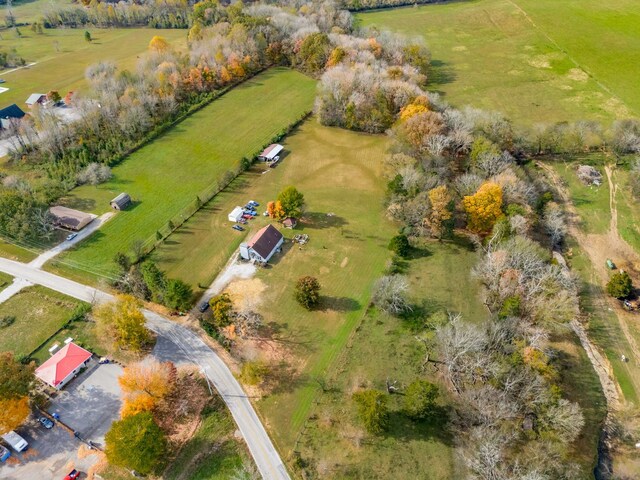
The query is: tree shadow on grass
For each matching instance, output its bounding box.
[428,59,457,88]
[401,299,446,332]
[384,406,453,446]
[266,360,309,395]
[301,212,348,230]
[264,321,321,355]
[320,296,361,312]
[405,245,432,260]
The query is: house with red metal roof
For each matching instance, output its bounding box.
[239,224,284,263]
[35,343,92,390]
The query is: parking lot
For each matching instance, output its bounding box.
[0,361,123,480]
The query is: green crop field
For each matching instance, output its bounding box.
[357,0,640,125]
[0,285,85,358]
[0,28,187,107]
[47,68,316,283]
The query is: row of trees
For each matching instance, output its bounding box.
[114,257,194,312]
[365,50,592,475]
[0,47,25,69]
[42,0,191,29]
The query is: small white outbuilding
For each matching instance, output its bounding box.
[228,206,244,223]
[259,144,283,162]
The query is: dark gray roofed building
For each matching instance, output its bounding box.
[110,193,131,210]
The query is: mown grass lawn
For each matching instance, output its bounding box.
[29,314,103,364]
[48,68,316,284]
[0,240,37,263]
[0,28,187,107]
[0,286,85,359]
[0,271,12,291]
[357,0,638,124]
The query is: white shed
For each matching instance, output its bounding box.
[259,144,283,162]
[228,206,244,223]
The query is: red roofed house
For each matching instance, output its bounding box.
[35,342,92,390]
[239,224,284,263]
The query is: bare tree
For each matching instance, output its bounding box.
[372,274,412,315]
[542,201,566,247]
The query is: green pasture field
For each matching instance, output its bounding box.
[547,157,611,235]
[2,0,71,24]
[0,28,187,107]
[47,68,316,284]
[357,0,640,125]
[0,285,85,358]
[295,238,485,478]
[212,122,398,451]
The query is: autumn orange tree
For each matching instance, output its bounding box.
[425,185,453,239]
[0,352,35,434]
[119,359,176,417]
[462,182,504,234]
[267,200,286,221]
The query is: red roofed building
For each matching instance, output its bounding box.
[239,224,284,263]
[35,343,92,390]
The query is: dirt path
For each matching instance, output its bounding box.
[539,161,640,396]
[539,162,640,475]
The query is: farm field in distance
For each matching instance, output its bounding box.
[1,0,71,24]
[357,0,639,124]
[0,27,187,107]
[47,68,316,284]
[0,285,85,359]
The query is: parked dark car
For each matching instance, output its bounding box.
[232,225,245,231]
[39,417,54,429]
[198,301,210,313]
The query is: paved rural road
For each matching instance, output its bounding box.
[0,257,290,480]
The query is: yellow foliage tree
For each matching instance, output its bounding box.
[149,35,170,52]
[399,95,430,121]
[425,185,452,239]
[219,66,232,84]
[121,393,156,418]
[0,396,30,435]
[462,182,504,234]
[119,359,176,417]
[94,295,151,352]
